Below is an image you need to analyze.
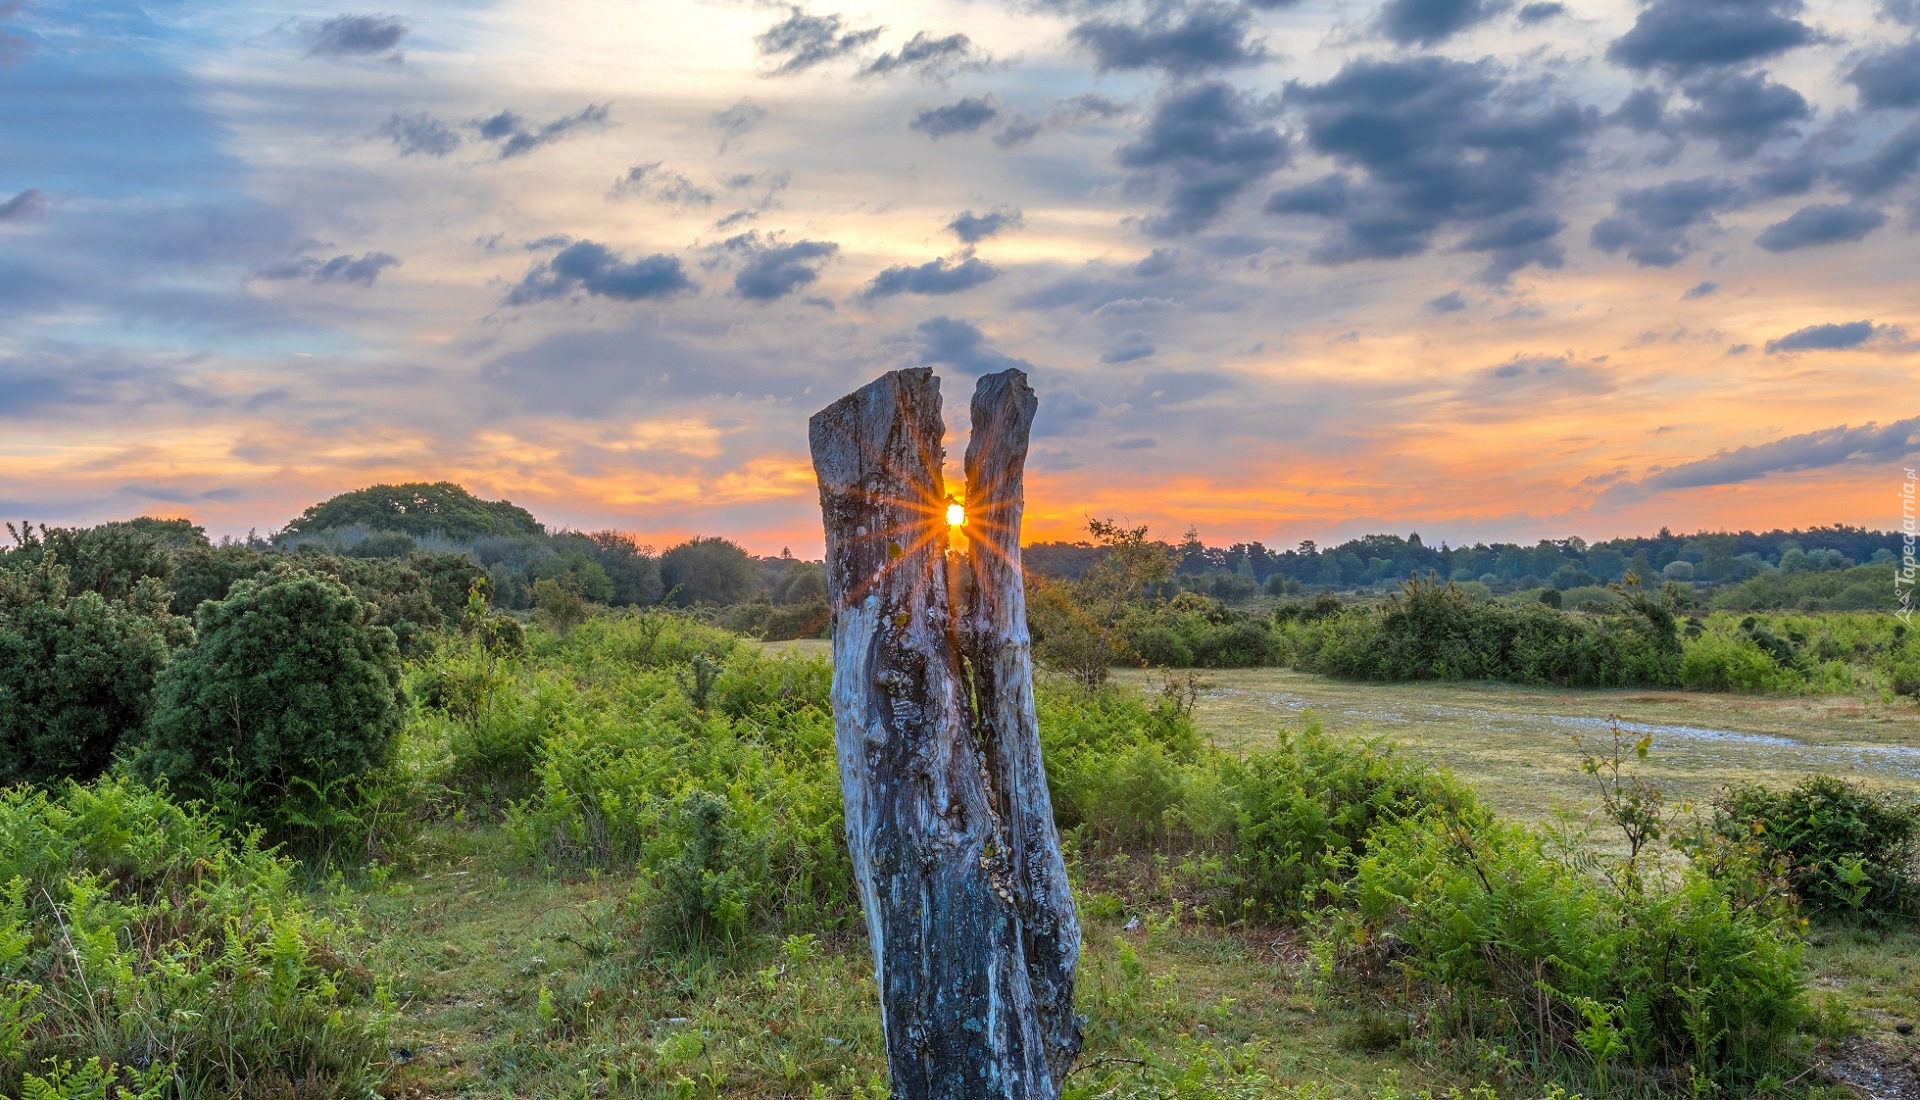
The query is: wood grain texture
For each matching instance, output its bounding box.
[809,366,1078,1099]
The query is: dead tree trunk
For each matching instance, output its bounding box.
[810,367,1081,1099]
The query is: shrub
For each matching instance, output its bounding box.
[137,571,404,838]
[1329,805,1809,1094]
[1220,723,1476,921]
[0,780,390,1099]
[1277,575,1681,688]
[0,556,189,786]
[504,621,853,946]
[1714,775,1920,920]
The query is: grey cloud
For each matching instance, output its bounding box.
[255,251,401,286]
[1111,437,1157,449]
[1133,248,1178,277]
[1070,3,1267,76]
[379,112,461,157]
[1459,213,1566,283]
[756,7,883,76]
[909,96,998,138]
[948,208,1024,243]
[0,188,45,222]
[992,92,1132,148]
[1608,88,1668,133]
[1847,40,1920,109]
[1275,57,1596,281]
[1100,333,1156,363]
[1516,2,1566,21]
[611,162,716,205]
[1764,319,1902,352]
[507,241,696,305]
[303,14,407,59]
[1380,0,1509,46]
[993,119,1044,147]
[861,253,1000,298]
[860,31,986,79]
[711,99,767,152]
[1264,173,1354,216]
[726,234,839,301]
[1677,71,1809,159]
[1491,354,1567,378]
[1635,416,1920,491]
[916,316,1033,376]
[1589,176,1738,266]
[1425,290,1468,313]
[478,104,610,159]
[1606,0,1812,76]
[1118,81,1289,237]
[1746,151,1819,197]
[0,346,226,420]
[1683,280,1719,298]
[1833,119,1920,199]
[1755,202,1886,250]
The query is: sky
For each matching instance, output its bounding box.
[2,0,1917,556]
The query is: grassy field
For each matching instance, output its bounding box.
[1109,666,1920,821]
[122,639,1913,1099]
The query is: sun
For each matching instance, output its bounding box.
[946,500,966,527]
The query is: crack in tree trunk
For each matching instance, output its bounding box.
[810,367,1081,1099]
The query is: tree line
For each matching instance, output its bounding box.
[1027,523,1906,598]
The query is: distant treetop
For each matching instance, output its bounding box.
[284,482,543,540]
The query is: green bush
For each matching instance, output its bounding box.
[137,571,404,838]
[1714,775,1920,920]
[504,615,853,945]
[0,780,390,1099]
[1279,575,1681,688]
[1330,807,1809,1094]
[0,555,189,787]
[712,598,831,641]
[1219,724,1477,921]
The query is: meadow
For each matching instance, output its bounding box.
[8,507,1920,1100]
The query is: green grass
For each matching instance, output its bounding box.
[334,827,1458,1099]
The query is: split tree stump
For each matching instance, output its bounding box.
[809,367,1081,1099]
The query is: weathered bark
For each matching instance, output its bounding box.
[809,367,1080,1099]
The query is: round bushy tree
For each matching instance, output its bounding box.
[139,571,403,818]
[0,571,186,787]
[660,536,760,606]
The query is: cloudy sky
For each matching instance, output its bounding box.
[3,0,1917,553]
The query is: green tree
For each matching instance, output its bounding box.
[283,481,542,540]
[0,556,190,786]
[1028,518,1173,689]
[137,571,403,825]
[660,536,761,606]
[2,521,174,603]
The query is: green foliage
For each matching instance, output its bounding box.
[1031,519,1177,689]
[630,788,768,954]
[1711,562,1894,612]
[0,780,389,1099]
[137,571,404,840]
[0,550,189,786]
[660,535,761,606]
[1714,775,1920,920]
[166,544,487,655]
[500,615,853,946]
[1278,575,1682,688]
[284,480,542,539]
[712,597,831,641]
[1,522,174,603]
[533,575,592,633]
